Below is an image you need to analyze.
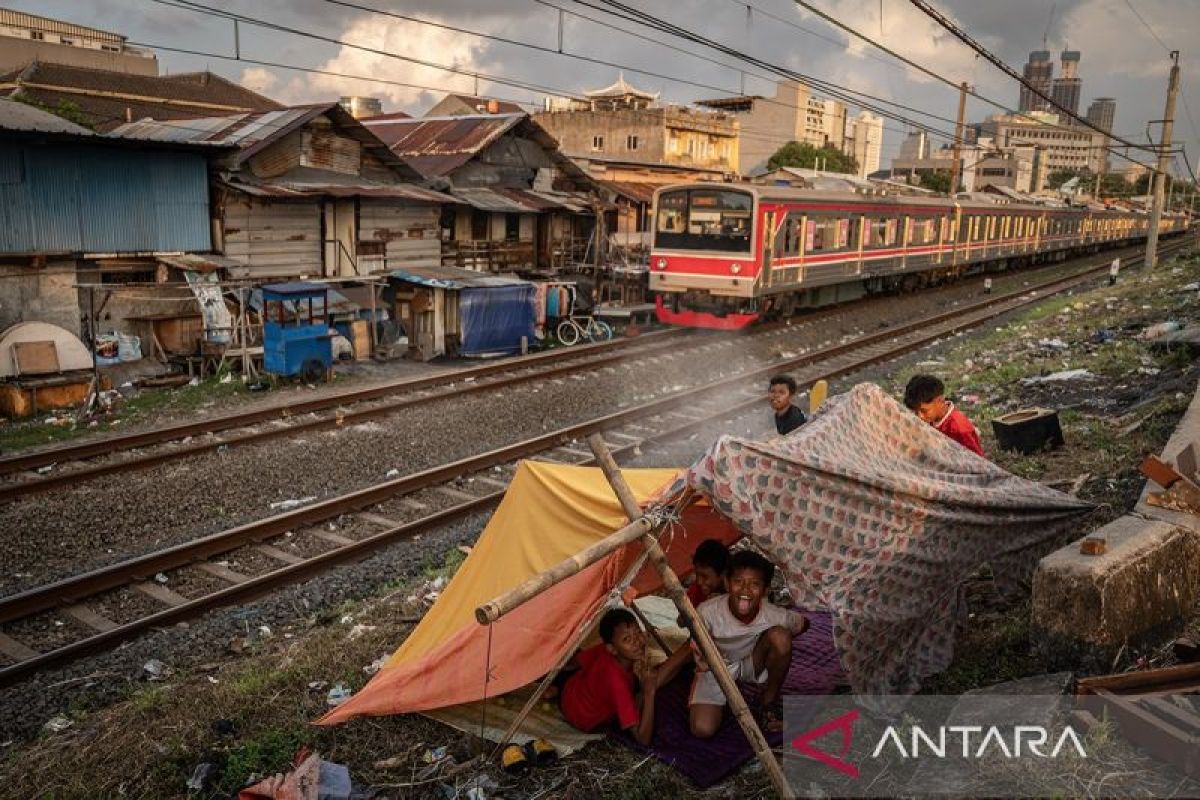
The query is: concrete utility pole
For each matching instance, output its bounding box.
[949,81,968,194]
[1146,51,1180,270]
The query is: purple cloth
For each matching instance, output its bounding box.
[613,610,845,787]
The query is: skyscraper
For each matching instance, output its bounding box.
[1085,97,1116,133]
[1051,50,1082,117]
[1020,50,1054,112]
[849,112,883,177]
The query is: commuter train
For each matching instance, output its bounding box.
[650,183,1191,329]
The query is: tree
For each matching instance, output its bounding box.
[1047,168,1086,190]
[918,170,951,194]
[767,140,858,175]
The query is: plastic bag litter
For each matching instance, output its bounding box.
[1140,321,1184,340]
[326,684,352,707]
[269,496,317,510]
[1020,369,1094,385]
[117,332,142,362]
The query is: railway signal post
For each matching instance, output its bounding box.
[1146,51,1180,270]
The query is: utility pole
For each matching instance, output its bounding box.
[949,81,968,195]
[1146,51,1180,270]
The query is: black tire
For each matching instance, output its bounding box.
[302,358,326,383]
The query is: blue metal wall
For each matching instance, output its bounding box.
[0,141,211,255]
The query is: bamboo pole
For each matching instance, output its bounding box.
[475,514,654,625]
[489,548,653,757]
[585,434,795,800]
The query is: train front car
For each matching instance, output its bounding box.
[650,185,763,329]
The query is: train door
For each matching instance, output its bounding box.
[950,205,962,268]
[760,210,777,293]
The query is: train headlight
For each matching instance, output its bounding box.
[656,258,668,270]
[730,262,742,274]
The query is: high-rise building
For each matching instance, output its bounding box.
[696,80,811,176]
[1019,50,1054,112]
[1050,50,1082,117]
[897,130,929,161]
[0,7,157,75]
[848,111,883,177]
[1085,97,1116,172]
[1085,97,1116,133]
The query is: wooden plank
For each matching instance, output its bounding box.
[356,512,402,529]
[398,498,429,512]
[436,486,477,503]
[12,341,59,375]
[1143,697,1200,733]
[604,431,642,443]
[307,528,355,547]
[196,562,252,585]
[1077,663,1200,695]
[63,604,118,633]
[132,582,190,607]
[255,544,305,565]
[0,632,39,661]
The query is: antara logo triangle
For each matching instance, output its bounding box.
[790,708,860,778]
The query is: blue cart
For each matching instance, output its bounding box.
[262,282,334,382]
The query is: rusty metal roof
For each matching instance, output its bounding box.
[221,168,456,204]
[451,187,597,214]
[597,180,657,204]
[361,113,526,177]
[389,264,531,290]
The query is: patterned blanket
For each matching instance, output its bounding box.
[670,383,1091,695]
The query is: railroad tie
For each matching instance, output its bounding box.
[62,604,118,633]
[254,544,305,566]
[436,486,478,504]
[471,476,509,491]
[196,562,253,585]
[306,528,355,547]
[355,512,403,530]
[0,632,38,661]
[133,582,190,607]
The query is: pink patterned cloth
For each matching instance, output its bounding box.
[668,383,1091,695]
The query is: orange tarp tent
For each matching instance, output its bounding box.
[318,460,735,725]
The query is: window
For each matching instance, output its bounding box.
[626,135,639,151]
[591,135,604,151]
[805,217,848,252]
[909,218,937,246]
[102,44,120,52]
[865,218,898,248]
[470,209,489,240]
[655,188,753,253]
[60,37,74,45]
[505,213,520,241]
[29,30,44,40]
[775,216,802,256]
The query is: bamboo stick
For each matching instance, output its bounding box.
[474,514,654,625]
[585,434,795,800]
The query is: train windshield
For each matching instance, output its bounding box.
[655,188,753,253]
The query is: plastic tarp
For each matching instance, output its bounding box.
[459,284,536,357]
[317,462,736,724]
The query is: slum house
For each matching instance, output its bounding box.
[363,112,600,274]
[0,61,283,132]
[0,97,226,414]
[112,103,457,283]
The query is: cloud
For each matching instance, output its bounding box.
[239,67,277,95]
[266,13,487,112]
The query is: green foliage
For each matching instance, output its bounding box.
[1047,168,1086,189]
[215,727,306,796]
[12,93,95,130]
[767,140,859,175]
[919,169,952,194]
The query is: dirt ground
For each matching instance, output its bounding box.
[3,248,1199,799]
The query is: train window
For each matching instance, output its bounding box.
[775,215,802,256]
[805,217,846,252]
[909,218,937,245]
[654,188,753,253]
[864,218,898,248]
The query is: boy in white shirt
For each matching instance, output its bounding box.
[686,550,808,738]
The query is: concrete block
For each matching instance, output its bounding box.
[1136,380,1200,535]
[1032,515,1200,669]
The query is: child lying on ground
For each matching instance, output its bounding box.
[682,550,809,738]
[559,607,688,746]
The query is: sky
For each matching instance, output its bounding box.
[12,0,1200,178]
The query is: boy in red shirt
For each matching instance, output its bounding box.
[560,608,687,745]
[904,374,984,457]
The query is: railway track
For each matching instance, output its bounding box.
[1,237,1188,687]
[0,241,1167,505]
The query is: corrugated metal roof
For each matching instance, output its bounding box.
[222,168,456,204]
[362,113,525,177]
[0,97,93,136]
[597,180,657,204]
[389,265,531,290]
[450,187,596,214]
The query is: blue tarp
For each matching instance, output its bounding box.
[459,284,535,357]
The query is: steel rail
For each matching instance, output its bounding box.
[0,237,1189,687]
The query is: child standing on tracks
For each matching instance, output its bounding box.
[903,374,984,457]
[768,374,806,435]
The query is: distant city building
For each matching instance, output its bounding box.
[696,80,810,176]
[978,111,1106,178]
[339,96,383,119]
[536,73,738,174]
[0,7,157,75]
[1050,50,1082,117]
[847,111,883,178]
[806,97,847,150]
[426,94,524,117]
[1085,97,1116,132]
[1019,50,1054,112]
[897,130,929,161]
[1085,97,1116,172]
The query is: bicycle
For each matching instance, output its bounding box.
[555,314,613,346]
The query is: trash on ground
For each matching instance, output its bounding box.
[326,684,352,707]
[42,716,72,733]
[186,761,219,792]
[1020,369,1094,385]
[1037,337,1069,350]
[363,655,387,675]
[143,659,172,680]
[269,496,317,510]
[346,623,376,640]
[1140,321,1183,340]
